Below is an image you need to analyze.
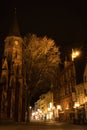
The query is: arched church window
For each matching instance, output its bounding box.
[1,76,7,91]
[10,78,15,88]
[16,65,20,75]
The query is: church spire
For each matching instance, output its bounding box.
[9,8,21,36]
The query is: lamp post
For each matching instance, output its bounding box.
[28,106,32,121]
[57,105,62,120]
[73,102,80,123]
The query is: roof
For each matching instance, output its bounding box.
[8,9,21,36]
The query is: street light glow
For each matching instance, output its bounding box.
[72,49,80,61]
[57,105,61,110]
[73,102,80,108]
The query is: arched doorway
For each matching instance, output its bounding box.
[7,87,11,118]
[0,76,7,119]
[7,78,15,119]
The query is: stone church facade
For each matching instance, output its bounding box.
[0,12,26,122]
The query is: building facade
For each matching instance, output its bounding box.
[54,61,76,122]
[83,62,87,120]
[34,91,56,120]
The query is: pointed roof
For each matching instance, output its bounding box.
[8,8,21,36]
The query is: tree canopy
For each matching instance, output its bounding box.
[23,34,60,105]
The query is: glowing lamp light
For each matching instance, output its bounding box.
[66,104,69,110]
[15,40,18,45]
[29,106,32,109]
[48,107,51,111]
[57,105,61,110]
[49,102,53,109]
[72,49,80,61]
[73,102,80,108]
[32,112,35,116]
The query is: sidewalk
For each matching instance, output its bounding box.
[0,119,15,125]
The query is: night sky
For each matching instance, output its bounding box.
[0,0,87,53]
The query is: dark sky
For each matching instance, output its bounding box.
[0,0,87,46]
[0,0,87,59]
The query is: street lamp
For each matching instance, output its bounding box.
[28,106,32,121]
[73,102,80,122]
[72,49,80,61]
[74,102,80,108]
[57,105,62,119]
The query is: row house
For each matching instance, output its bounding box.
[55,57,87,123]
[54,60,76,122]
[74,58,87,123]
[34,91,56,120]
[33,58,87,123]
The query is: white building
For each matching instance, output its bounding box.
[34,91,57,120]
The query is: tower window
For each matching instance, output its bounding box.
[15,40,18,45]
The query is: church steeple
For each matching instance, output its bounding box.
[9,8,21,36]
[0,8,24,122]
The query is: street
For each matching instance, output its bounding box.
[0,121,87,130]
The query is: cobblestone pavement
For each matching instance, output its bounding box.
[0,121,87,130]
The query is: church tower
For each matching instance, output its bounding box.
[0,9,23,121]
